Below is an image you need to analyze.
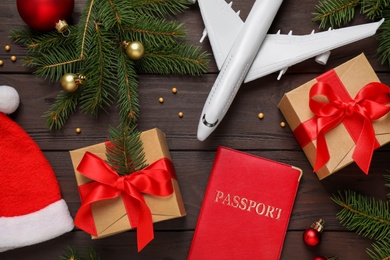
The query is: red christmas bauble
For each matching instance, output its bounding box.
[303,228,321,246]
[313,256,327,260]
[303,219,324,247]
[17,0,74,31]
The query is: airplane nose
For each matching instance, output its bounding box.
[197,130,207,142]
[197,122,212,141]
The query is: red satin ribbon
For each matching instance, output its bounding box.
[74,152,176,252]
[294,70,390,173]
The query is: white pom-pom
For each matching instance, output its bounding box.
[0,85,20,114]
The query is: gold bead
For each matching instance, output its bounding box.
[0,60,3,66]
[125,41,144,60]
[5,45,10,51]
[258,112,264,119]
[172,87,177,94]
[76,128,81,134]
[280,121,286,127]
[10,56,16,62]
[159,97,164,103]
[178,112,183,118]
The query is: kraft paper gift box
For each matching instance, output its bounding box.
[69,128,186,250]
[278,53,390,180]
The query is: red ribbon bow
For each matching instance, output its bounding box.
[294,70,390,173]
[74,152,176,252]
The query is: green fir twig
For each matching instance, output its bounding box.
[366,237,390,260]
[312,0,360,28]
[10,0,208,130]
[105,124,148,176]
[332,190,390,241]
[60,247,100,260]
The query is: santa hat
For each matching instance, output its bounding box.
[0,85,74,252]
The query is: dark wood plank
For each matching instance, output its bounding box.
[0,0,389,259]
[0,230,375,260]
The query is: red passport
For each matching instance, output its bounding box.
[188,146,302,260]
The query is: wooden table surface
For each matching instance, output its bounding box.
[1,0,389,259]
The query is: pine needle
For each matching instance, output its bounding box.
[312,0,360,29]
[10,0,208,129]
[105,124,148,176]
[366,237,390,260]
[60,247,100,260]
[361,0,390,20]
[332,190,390,241]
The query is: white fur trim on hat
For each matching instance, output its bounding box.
[0,199,74,252]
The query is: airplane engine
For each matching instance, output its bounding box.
[315,51,331,65]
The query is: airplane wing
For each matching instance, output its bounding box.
[197,0,243,69]
[197,0,383,83]
[244,19,384,82]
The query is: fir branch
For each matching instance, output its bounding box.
[11,0,208,129]
[130,0,189,18]
[60,247,100,260]
[61,247,82,260]
[9,28,82,81]
[14,26,78,53]
[332,190,390,241]
[138,43,209,75]
[123,15,187,46]
[116,47,140,125]
[377,11,390,66]
[361,0,390,20]
[33,46,82,82]
[366,237,390,260]
[312,0,361,29]
[106,124,148,176]
[44,90,80,129]
[78,22,117,116]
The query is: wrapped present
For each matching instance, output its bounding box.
[69,128,186,251]
[278,53,390,180]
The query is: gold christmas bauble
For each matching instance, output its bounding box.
[61,73,78,92]
[126,41,144,60]
[61,73,86,92]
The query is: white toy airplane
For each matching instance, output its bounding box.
[196,0,384,141]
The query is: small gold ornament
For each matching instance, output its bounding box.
[0,60,3,66]
[280,121,286,127]
[76,127,81,134]
[172,87,177,94]
[258,112,264,119]
[10,56,16,62]
[61,73,87,92]
[125,41,145,60]
[178,112,183,118]
[159,97,164,103]
[5,45,11,51]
